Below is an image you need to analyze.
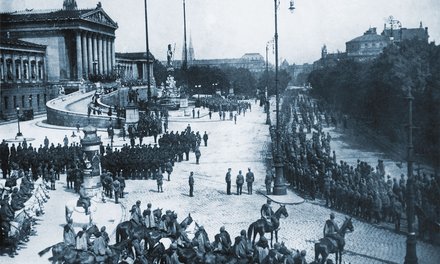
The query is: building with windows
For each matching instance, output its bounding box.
[171,53,266,74]
[345,27,389,62]
[313,21,430,69]
[0,1,155,121]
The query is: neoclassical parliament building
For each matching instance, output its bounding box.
[0,0,154,119]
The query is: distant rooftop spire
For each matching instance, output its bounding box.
[63,0,77,10]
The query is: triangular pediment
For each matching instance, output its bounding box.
[81,8,118,29]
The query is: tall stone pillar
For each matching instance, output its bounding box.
[98,35,103,74]
[1,55,5,81]
[82,32,88,77]
[19,57,24,82]
[26,55,31,81]
[81,125,103,198]
[102,37,107,74]
[106,39,111,73]
[88,33,93,77]
[76,31,83,80]
[92,34,98,74]
[111,39,115,70]
[12,55,16,82]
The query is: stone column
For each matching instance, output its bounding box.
[111,39,116,70]
[102,37,107,74]
[82,32,88,77]
[31,55,36,81]
[76,31,83,80]
[1,54,6,81]
[98,35,103,74]
[19,56,24,82]
[92,34,98,74]
[12,55,16,82]
[87,33,93,77]
[106,39,111,73]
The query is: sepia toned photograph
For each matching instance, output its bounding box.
[0,0,439,263]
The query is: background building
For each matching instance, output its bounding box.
[313,20,430,69]
[0,0,156,119]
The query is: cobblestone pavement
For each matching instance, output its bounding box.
[118,102,439,264]
[1,100,439,263]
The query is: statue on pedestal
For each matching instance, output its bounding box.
[128,86,138,104]
[167,44,173,69]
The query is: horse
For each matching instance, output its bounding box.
[38,224,99,263]
[65,199,93,225]
[247,205,289,246]
[116,208,163,243]
[0,208,33,257]
[314,217,354,264]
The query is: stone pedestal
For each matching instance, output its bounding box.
[273,162,287,195]
[125,103,139,129]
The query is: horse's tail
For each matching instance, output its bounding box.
[38,244,53,256]
[247,223,254,242]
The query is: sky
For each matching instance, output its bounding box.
[1,0,439,64]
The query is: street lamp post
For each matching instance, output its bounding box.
[144,0,152,101]
[16,107,22,138]
[272,0,295,195]
[182,0,188,71]
[265,40,271,125]
[404,86,418,264]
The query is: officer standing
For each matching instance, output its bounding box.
[225,168,232,195]
[265,170,273,195]
[189,172,194,197]
[113,177,121,204]
[203,132,209,147]
[156,169,164,193]
[236,170,244,195]
[246,168,255,195]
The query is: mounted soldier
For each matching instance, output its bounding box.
[261,199,275,229]
[130,200,143,227]
[323,212,344,249]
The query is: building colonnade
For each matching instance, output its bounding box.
[0,52,45,84]
[76,30,115,79]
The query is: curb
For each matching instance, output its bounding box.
[256,189,305,205]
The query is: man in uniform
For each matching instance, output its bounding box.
[76,225,89,251]
[203,132,209,147]
[225,168,232,195]
[130,200,143,227]
[246,168,255,195]
[156,169,164,192]
[113,177,121,204]
[143,203,156,229]
[323,212,344,249]
[265,170,273,195]
[260,199,274,229]
[218,226,232,252]
[189,172,194,197]
[63,218,76,246]
[236,170,244,195]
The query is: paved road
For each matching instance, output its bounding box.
[117,102,439,264]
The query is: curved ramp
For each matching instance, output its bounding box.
[46,90,123,128]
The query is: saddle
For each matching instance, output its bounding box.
[323,235,344,251]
